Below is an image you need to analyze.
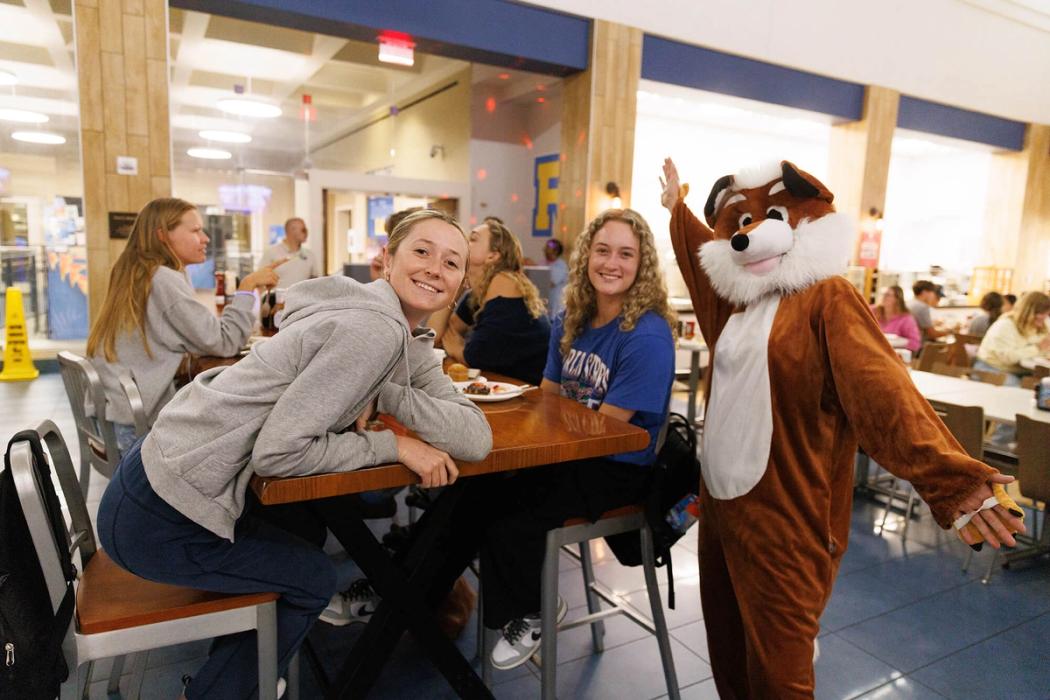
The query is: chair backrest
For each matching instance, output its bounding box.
[1015,415,1050,504]
[968,369,1006,386]
[57,351,121,478]
[953,333,984,346]
[9,422,96,613]
[928,400,984,460]
[1021,376,1038,390]
[1034,365,1050,380]
[917,343,952,371]
[930,362,1007,386]
[930,362,968,378]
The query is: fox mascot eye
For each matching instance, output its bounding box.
[766,206,788,222]
[738,213,753,228]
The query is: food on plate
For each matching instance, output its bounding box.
[464,381,491,395]
[448,362,469,381]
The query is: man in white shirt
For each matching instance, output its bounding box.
[907,279,950,344]
[262,217,321,287]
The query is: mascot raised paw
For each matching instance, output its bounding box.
[660,157,1024,699]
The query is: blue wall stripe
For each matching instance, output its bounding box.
[172,0,590,76]
[897,96,1025,151]
[641,35,864,121]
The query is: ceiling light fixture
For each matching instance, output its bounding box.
[12,130,65,144]
[199,129,252,143]
[0,108,48,124]
[216,98,281,118]
[187,147,232,160]
[378,31,415,66]
[0,70,17,86]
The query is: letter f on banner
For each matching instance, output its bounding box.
[532,153,560,237]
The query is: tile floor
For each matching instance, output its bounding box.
[4,374,1048,699]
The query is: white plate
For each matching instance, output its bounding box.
[455,380,525,402]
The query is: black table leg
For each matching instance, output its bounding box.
[316,483,493,699]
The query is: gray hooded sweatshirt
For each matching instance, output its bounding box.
[91,265,255,425]
[140,276,493,541]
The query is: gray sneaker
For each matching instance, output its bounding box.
[490,597,567,671]
[319,579,380,627]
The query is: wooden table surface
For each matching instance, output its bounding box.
[250,382,649,505]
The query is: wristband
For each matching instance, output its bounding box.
[953,495,1000,530]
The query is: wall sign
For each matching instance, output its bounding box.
[116,156,138,175]
[108,211,136,239]
[532,153,559,238]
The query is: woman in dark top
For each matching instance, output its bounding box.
[442,218,550,384]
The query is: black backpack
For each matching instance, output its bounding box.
[0,431,76,699]
[606,412,701,608]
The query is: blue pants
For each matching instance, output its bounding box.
[97,439,336,699]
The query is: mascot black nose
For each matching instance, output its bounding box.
[731,234,750,252]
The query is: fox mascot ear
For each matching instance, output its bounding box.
[704,174,734,228]
[781,161,834,203]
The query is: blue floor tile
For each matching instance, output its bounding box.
[669,620,710,662]
[544,634,708,700]
[674,678,720,699]
[549,603,653,664]
[911,612,1050,698]
[838,576,1050,672]
[854,676,947,699]
[814,633,899,700]
[623,575,702,630]
[821,550,974,631]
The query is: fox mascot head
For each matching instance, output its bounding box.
[698,161,854,306]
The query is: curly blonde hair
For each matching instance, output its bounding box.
[560,208,677,357]
[468,218,546,319]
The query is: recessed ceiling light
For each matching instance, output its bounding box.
[12,131,65,144]
[187,147,232,160]
[0,70,17,86]
[216,98,281,118]
[0,108,48,124]
[199,129,252,144]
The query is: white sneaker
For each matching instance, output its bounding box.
[490,597,567,671]
[277,677,287,699]
[319,579,380,627]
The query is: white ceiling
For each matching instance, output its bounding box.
[0,3,557,175]
[524,0,1050,126]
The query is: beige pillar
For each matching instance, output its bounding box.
[1007,125,1050,293]
[557,20,642,248]
[826,86,900,265]
[74,0,172,322]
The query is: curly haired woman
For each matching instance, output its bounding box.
[440,217,550,384]
[481,208,677,670]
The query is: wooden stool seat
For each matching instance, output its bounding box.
[77,549,279,634]
[562,504,641,528]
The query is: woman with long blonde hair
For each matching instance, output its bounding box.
[481,208,677,670]
[441,217,550,383]
[88,197,280,449]
[976,290,1050,385]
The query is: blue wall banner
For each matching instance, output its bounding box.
[532,154,560,238]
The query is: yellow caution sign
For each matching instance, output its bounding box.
[1,287,39,381]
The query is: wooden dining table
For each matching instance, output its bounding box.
[186,349,649,698]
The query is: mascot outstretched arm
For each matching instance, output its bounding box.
[661,157,1024,699]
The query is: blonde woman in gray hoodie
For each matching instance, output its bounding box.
[88,197,282,451]
[96,209,492,700]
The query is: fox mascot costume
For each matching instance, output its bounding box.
[661,158,1024,698]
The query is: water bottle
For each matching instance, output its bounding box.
[665,493,700,535]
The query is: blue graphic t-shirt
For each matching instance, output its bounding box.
[544,311,675,465]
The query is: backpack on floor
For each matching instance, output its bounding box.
[606,412,701,608]
[0,431,76,700]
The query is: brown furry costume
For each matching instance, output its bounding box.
[668,162,998,698]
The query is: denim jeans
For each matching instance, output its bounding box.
[97,438,336,699]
